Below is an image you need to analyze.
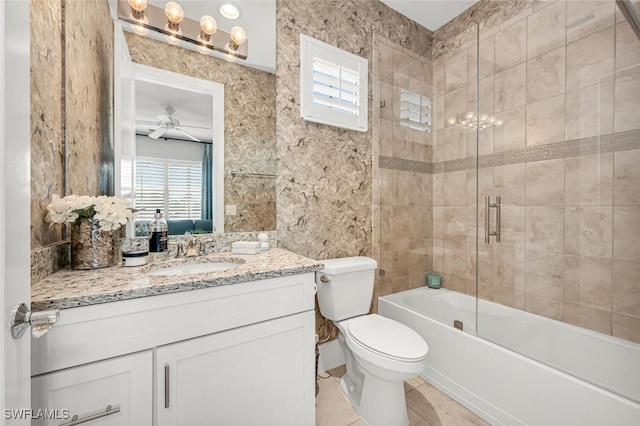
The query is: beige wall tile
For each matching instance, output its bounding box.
[493,246,525,291]
[612,259,640,318]
[380,81,394,121]
[433,95,445,130]
[614,149,640,205]
[444,85,468,125]
[527,0,566,58]
[378,41,395,82]
[565,152,613,206]
[564,255,613,310]
[525,205,565,252]
[433,206,444,240]
[433,128,444,162]
[379,168,393,206]
[468,243,493,287]
[433,172,444,206]
[613,206,640,260]
[497,205,526,249]
[379,118,394,157]
[612,313,640,344]
[493,285,525,310]
[494,163,526,206]
[526,94,565,146]
[392,170,411,206]
[616,22,640,71]
[433,59,445,98]
[494,18,527,72]
[525,158,565,205]
[565,206,613,258]
[614,72,640,133]
[566,27,615,92]
[443,207,470,242]
[495,62,527,112]
[494,106,526,152]
[444,170,467,206]
[525,250,564,300]
[445,50,468,93]
[565,81,614,140]
[443,239,467,292]
[391,205,411,242]
[432,239,444,274]
[527,47,566,103]
[468,34,495,82]
[443,125,468,161]
[525,293,563,320]
[566,0,616,43]
[563,303,612,335]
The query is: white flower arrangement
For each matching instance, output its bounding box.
[46,194,137,232]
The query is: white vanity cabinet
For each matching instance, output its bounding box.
[157,311,314,426]
[31,351,153,425]
[31,272,317,426]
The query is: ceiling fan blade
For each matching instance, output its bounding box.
[148,126,168,139]
[174,127,201,142]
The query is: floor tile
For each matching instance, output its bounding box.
[316,370,488,426]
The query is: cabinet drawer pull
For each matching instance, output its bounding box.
[164,364,170,408]
[59,404,120,426]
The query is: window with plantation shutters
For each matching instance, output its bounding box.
[300,34,368,132]
[400,89,432,132]
[134,157,202,220]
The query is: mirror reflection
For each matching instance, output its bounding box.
[132,65,224,236]
[119,1,277,233]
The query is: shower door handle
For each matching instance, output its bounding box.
[485,196,501,244]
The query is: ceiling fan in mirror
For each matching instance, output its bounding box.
[138,106,206,142]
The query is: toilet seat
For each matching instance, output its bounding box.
[343,314,428,362]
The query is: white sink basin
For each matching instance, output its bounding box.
[147,262,240,276]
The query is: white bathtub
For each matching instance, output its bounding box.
[379,287,640,426]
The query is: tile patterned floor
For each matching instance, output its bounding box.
[315,366,490,426]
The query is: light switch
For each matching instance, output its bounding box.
[225,205,237,216]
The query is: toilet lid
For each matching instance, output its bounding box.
[347,314,428,361]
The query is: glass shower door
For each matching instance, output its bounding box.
[474,0,640,403]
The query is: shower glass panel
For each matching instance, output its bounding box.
[373,36,434,308]
[475,0,640,404]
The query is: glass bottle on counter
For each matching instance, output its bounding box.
[149,209,168,253]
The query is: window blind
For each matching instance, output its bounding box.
[134,157,202,220]
[400,89,432,132]
[311,57,361,115]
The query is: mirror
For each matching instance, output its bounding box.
[116,1,277,233]
[131,64,225,235]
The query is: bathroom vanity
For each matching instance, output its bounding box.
[30,249,320,425]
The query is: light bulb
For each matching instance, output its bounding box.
[164,32,181,46]
[128,0,147,12]
[132,16,149,35]
[164,2,184,24]
[230,26,246,46]
[447,117,457,126]
[200,15,217,35]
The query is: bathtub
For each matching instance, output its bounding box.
[379,287,640,426]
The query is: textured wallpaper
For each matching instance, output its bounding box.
[125,34,277,233]
[275,0,433,340]
[30,0,113,250]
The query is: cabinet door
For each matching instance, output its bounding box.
[31,351,152,425]
[157,310,315,426]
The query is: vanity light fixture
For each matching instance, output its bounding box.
[219,2,242,20]
[117,0,249,60]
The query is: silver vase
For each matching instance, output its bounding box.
[70,218,119,270]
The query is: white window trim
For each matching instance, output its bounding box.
[300,34,368,132]
[131,64,224,233]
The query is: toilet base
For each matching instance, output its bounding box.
[340,372,409,426]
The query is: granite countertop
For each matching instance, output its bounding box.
[31,248,322,311]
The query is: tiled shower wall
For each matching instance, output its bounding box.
[373,36,433,312]
[431,0,640,344]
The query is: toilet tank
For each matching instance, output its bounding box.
[316,256,377,321]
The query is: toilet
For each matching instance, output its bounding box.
[316,256,428,426]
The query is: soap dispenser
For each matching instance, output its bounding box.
[149,209,168,253]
